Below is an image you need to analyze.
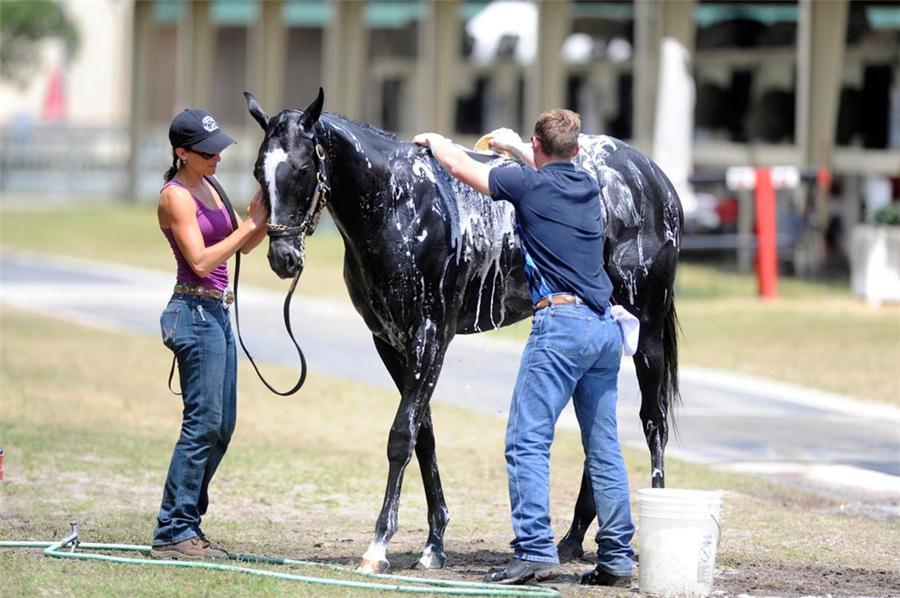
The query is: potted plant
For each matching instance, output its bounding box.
[849,203,900,306]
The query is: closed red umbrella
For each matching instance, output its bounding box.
[42,65,66,123]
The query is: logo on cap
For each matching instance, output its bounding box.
[202,116,218,132]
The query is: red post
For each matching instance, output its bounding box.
[755,168,778,300]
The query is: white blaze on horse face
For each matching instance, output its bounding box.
[263,147,289,221]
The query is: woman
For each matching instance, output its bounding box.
[150,108,267,560]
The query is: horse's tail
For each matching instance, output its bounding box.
[663,297,681,426]
[665,168,684,428]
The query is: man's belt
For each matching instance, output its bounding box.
[174,283,234,305]
[533,293,582,312]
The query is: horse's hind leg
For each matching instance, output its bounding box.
[635,325,669,488]
[411,407,450,570]
[557,466,596,562]
[635,242,679,489]
[557,326,672,564]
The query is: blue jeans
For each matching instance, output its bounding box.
[153,293,237,546]
[506,303,635,575]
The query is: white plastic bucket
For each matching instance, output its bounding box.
[637,488,723,598]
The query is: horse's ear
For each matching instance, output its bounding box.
[299,87,324,132]
[244,91,269,130]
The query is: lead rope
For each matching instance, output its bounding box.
[230,246,307,396]
[168,176,308,396]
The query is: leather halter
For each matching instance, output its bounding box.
[234,140,330,396]
[266,143,330,240]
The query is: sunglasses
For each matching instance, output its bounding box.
[187,148,218,160]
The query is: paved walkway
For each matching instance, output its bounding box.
[2,249,898,516]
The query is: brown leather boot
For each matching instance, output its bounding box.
[150,536,228,560]
[198,534,229,553]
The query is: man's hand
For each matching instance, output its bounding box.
[488,128,535,169]
[413,132,450,149]
[412,131,491,195]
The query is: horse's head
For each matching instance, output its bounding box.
[244,88,325,279]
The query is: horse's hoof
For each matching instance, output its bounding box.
[413,547,447,570]
[557,539,584,563]
[357,558,390,574]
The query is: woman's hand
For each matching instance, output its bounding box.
[239,191,268,254]
[248,191,268,228]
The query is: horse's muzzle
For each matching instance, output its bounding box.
[267,238,304,279]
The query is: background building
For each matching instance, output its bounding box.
[1,0,898,275]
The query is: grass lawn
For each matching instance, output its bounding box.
[1,306,898,596]
[2,203,898,406]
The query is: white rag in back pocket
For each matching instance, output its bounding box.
[610,305,640,356]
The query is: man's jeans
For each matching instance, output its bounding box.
[506,303,635,576]
[153,294,237,546]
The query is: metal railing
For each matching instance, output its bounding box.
[0,125,130,196]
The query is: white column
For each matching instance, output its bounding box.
[796,0,848,168]
[249,0,286,113]
[633,0,695,151]
[128,0,153,200]
[175,0,215,109]
[417,0,460,135]
[796,0,848,265]
[324,0,367,120]
[525,0,569,129]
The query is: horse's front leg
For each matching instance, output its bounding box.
[411,407,450,570]
[359,330,448,574]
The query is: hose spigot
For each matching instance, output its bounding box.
[61,522,79,552]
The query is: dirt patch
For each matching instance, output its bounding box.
[221,528,900,598]
[713,560,900,598]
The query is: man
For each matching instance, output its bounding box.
[413,110,634,587]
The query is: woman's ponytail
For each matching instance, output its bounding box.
[163,149,181,181]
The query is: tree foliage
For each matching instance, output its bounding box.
[0,0,80,86]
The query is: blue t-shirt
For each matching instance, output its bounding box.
[488,162,612,315]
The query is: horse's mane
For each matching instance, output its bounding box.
[319,112,401,144]
[299,108,521,167]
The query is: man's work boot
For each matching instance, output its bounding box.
[580,565,632,587]
[484,557,561,584]
[150,535,228,560]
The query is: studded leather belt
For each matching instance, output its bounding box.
[174,283,234,305]
[533,293,582,312]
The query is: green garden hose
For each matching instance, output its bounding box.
[0,537,560,597]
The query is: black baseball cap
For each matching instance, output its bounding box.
[168,108,236,153]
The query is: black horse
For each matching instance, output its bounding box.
[245,89,681,573]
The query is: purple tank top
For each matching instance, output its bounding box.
[161,179,233,291]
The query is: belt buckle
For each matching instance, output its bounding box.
[223,289,234,307]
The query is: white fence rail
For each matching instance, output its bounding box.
[0,125,131,196]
